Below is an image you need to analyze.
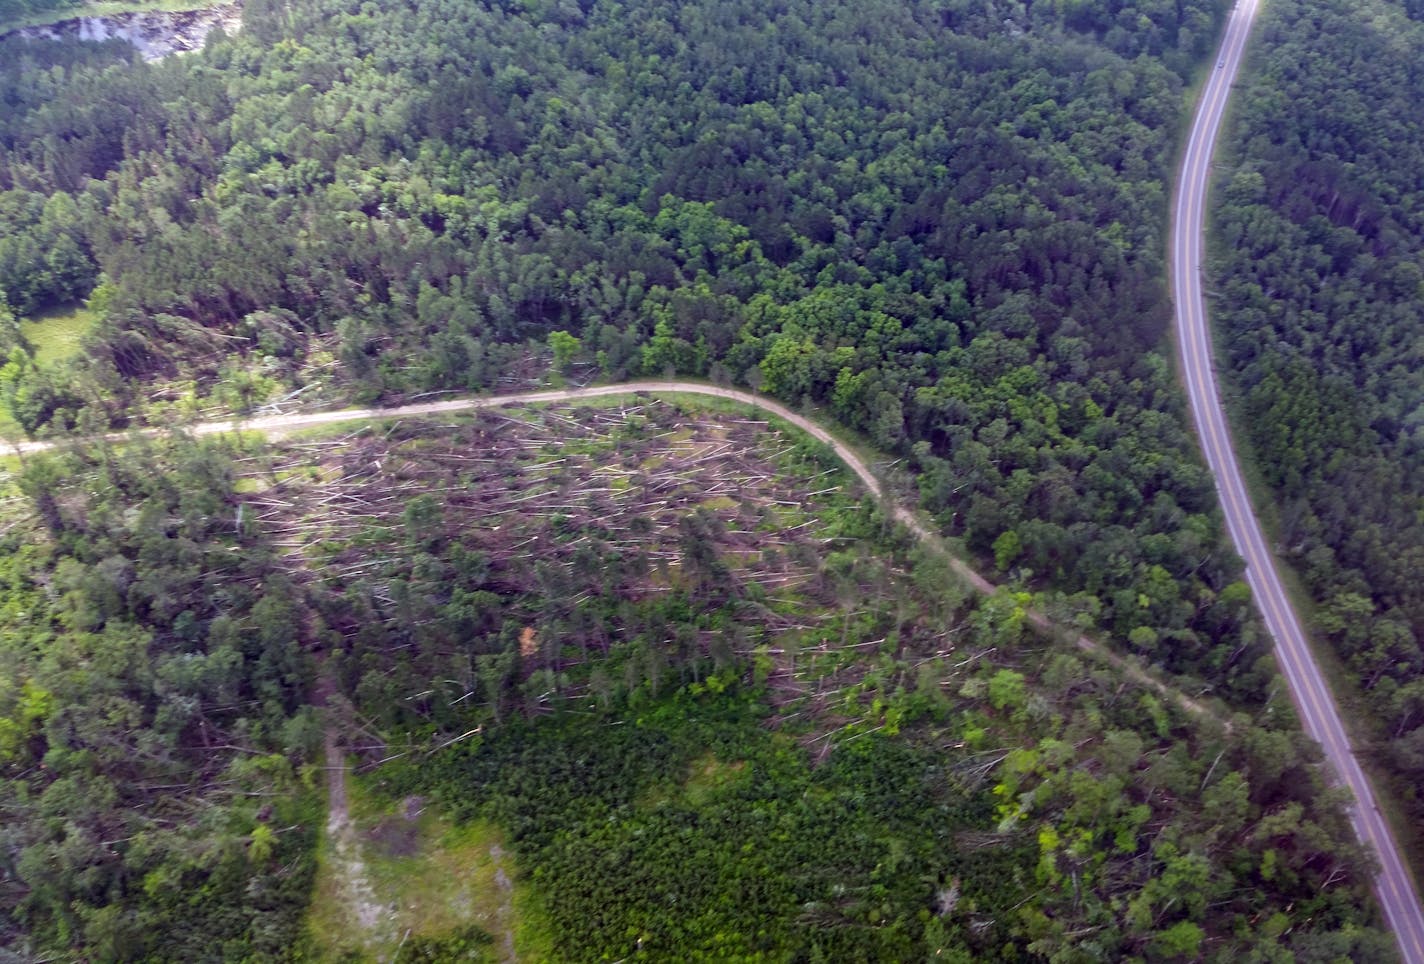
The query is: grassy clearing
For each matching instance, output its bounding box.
[304,774,554,961]
[683,753,748,806]
[19,302,96,368]
[638,753,750,812]
[0,303,98,436]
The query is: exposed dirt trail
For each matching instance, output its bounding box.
[15,378,1236,951]
[325,732,347,832]
[14,379,1222,726]
[323,730,392,941]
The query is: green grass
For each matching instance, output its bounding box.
[305,773,554,961]
[682,752,749,806]
[20,302,96,368]
[0,303,97,437]
[636,752,751,813]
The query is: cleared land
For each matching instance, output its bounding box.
[249,399,888,738]
[305,769,551,962]
[19,303,95,367]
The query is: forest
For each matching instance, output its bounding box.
[1212,0,1424,854]
[0,403,1393,959]
[0,0,1409,957]
[0,0,1273,706]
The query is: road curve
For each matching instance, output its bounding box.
[11,379,1218,722]
[1171,2,1424,957]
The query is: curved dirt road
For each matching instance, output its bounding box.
[14,379,1217,722]
[1171,1,1424,957]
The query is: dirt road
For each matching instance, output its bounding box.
[12,379,1219,723]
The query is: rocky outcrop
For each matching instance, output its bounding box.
[7,1,242,61]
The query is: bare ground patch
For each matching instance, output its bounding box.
[305,762,545,961]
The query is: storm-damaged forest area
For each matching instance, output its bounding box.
[0,399,1389,959]
[0,0,1415,959]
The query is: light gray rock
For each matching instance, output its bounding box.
[8,1,242,61]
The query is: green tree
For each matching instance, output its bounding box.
[548,329,581,371]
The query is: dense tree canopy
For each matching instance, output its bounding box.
[0,0,1267,705]
[0,0,1406,956]
[0,436,318,958]
[1213,0,1424,842]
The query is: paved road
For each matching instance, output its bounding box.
[1171,1,1424,957]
